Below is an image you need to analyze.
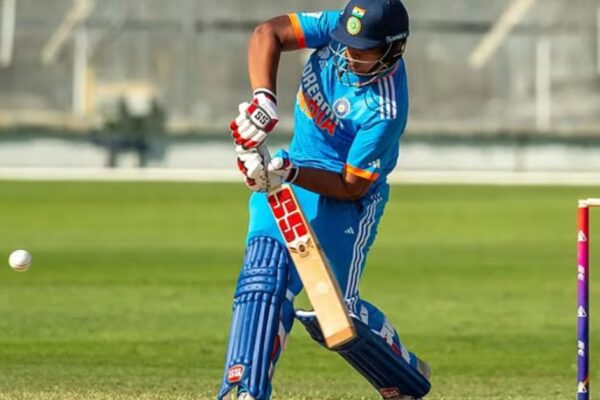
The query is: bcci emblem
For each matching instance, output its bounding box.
[333,98,351,118]
[346,16,362,36]
[346,6,365,36]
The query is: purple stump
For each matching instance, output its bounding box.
[578,204,590,400]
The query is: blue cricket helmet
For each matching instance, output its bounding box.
[330,0,409,50]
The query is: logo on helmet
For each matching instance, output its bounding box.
[352,6,366,19]
[346,16,362,36]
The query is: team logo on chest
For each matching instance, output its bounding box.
[333,98,351,118]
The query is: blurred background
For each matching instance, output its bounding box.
[1,0,600,179]
[1,2,600,399]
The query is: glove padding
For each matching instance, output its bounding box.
[230,90,278,149]
[236,146,282,192]
[267,149,299,183]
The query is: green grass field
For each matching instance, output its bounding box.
[1,181,598,400]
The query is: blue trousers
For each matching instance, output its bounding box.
[247,184,388,306]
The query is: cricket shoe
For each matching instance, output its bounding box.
[221,388,254,400]
[381,390,424,400]
[237,388,255,400]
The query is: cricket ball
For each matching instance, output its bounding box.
[9,249,32,272]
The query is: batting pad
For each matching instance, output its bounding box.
[296,311,431,399]
[218,237,290,400]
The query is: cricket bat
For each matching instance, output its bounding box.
[258,145,356,348]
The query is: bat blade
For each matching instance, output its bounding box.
[267,184,356,348]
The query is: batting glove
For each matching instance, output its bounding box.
[230,89,279,149]
[236,147,267,192]
[267,149,299,184]
[236,146,283,192]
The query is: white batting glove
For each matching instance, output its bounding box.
[236,147,267,192]
[267,150,299,184]
[235,146,285,192]
[230,89,278,149]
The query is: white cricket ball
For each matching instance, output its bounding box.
[9,249,32,272]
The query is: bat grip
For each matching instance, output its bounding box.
[257,143,271,165]
[257,144,281,192]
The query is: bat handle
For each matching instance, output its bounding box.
[257,144,282,192]
[257,143,271,164]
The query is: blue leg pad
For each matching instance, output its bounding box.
[296,311,431,399]
[218,237,290,400]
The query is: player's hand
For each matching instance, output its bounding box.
[236,146,284,192]
[267,149,299,183]
[236,147,268,192]
[230,89,278,149]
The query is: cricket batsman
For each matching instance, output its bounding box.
[218,0,431,399]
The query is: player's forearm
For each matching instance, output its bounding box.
[248,23,282,93]
[293,168,369,202]
[248,16,302,93]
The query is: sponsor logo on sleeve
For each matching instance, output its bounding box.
[368,159,381,169]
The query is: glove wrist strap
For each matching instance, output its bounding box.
[253,88,277,105]
[285,167,300,184]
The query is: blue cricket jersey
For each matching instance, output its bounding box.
[247,10,411,301]
[288,10,409,192]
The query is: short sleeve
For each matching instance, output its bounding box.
[345,119,405,181]
[288,10,341,49]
